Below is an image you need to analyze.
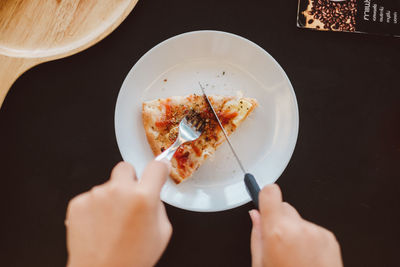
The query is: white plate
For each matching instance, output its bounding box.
[115,30,299,212]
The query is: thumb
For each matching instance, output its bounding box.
[110,161,137,185]
[250,209,263,267]
[140,159,171,198]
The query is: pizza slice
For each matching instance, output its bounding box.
[142,93,257,184]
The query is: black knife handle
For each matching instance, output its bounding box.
[244,173,260,210]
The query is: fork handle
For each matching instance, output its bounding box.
[155,138,183,162]
[244,173,260,210]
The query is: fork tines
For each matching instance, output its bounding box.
[186,113,205,132]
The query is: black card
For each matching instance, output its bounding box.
[297,0,400,37]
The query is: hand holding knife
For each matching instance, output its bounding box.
[199,83,261,209]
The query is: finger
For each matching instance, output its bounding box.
[110,161,137,185]
[65,192,90,224]
[158,202,173,241]
[140,159,171,198]
[281,202,301,219]
[259,184,283,221]
[249,209,263,267]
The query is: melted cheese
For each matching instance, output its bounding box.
[222,98,253,126]
[143,99,164,121]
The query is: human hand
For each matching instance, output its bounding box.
[250,184,343,267]
[65,160,172,267]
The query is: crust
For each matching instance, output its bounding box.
[169,169,184,184]
[142,103,184,184]
[142,103,161,156]
[242,98,258,121]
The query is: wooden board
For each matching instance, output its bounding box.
[0,0,139,108]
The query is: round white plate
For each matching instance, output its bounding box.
[115,30,299,212]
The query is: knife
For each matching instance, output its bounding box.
[199,83,261,209]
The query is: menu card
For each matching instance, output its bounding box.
[297,0,400,37]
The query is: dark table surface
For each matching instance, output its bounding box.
[1,0,399,266]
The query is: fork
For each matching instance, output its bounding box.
[155,115,205,161]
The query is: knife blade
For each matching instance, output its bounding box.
[199,82,261,209]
